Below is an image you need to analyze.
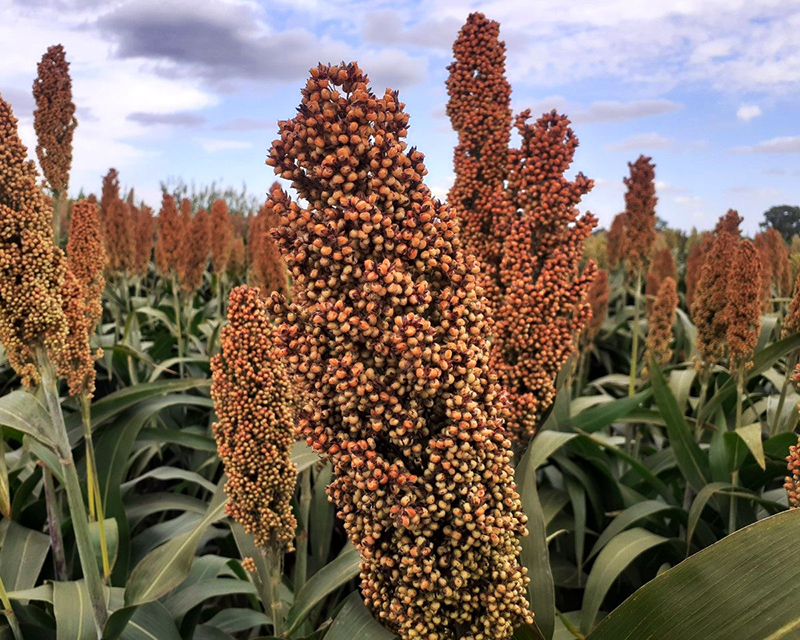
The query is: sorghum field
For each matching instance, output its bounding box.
[1,10,799,640]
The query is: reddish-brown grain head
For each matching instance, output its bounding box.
[154,192,182,276]
[265,61,533,639]
[646,276,678,369]
[622,155,657,273]
[177,207,210,293]
[726,239,762,373]
[0,93,69,386]
[210,198,234,275]
[32,45,77,194]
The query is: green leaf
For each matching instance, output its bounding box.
[586,511,800,640]
[517,438,556,640]
[292,441,320,472]
[669,369,696,414]
[94,394,213,584]
[513,623,547,640]
[526,432,578,471]
[0,390,55,449]
[734,422,766,470]
[90,519,119,574]
[164,579,257,619]
[68,378,210,442]
[572,390,652,434]
[324,591,396,640]
[53,581,96,640]
[285,545,360,634]
[588,501,682,560]
[649,358,708,492]
[0,521,50,591]
[700,332,800,424]
[580,528,669,633]
[119,602,182,640]
[205,609,271,635]
[124,495,227,607]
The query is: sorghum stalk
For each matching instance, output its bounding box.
[629,268,642,396]
[36,345,107,635]
[293,469,312,594]
[80,393,110,578]
[0,574,22,640]
[42,467,68,581]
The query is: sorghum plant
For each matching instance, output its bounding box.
[266,62,533,640]
[249,186,288,298]
[726,240,762,375]
[210,197,234,276]
[786,435,800,509]
[132,203,153,278]
[32,44,77,242]
[754,227,791,310]
[685,233,711,309]
[645,246,676,312]
[646,276,677,369]
[177,207,210,294]
[211,285,298,631]
[155,192,182,277]
[606,213,627,269]
[692,210,742,370]
[447,13,597,441]
[0,92,107,634]
[99,167,119,236]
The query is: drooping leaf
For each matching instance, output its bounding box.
[324,591,396,640]
[579,528,669,633]
[285,545,360,634]
[586,511,800,640]
[0,521,50,591]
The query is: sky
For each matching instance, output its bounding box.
[1,0,799,234]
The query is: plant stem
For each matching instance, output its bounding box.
[629,268,642,397]
[730,368,745,535]
[173,277,184,378]
[694,372,710,441]
[80,394,111,580]
[556,609,586,640]
[36,346,107,637]
[266,546,284,635]
[293,469,312,595]
[0,573,23,640]
[772,353,797,436]
[43,467,68,581]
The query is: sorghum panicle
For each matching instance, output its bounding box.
[784,434,800,509]
[692,210,742,369]
[782,272,800,337]
[606,213,627,269]
[99,168,119,235]
[154,192,182,276]
[646,276,677,368]
[210,198,234,276]
[104,193,135,275]
[754,228,791,309]
[133,204,153,278]
[227,234,246,280]
[685,234,711,310]
[446,14,597,442]
[249,185,288,298]
[32,45,77,194]
[0,93,68,386]
[645,247,676,312]
[177,207,210,293]
[621,155,657,273]
[61,199,106,396]
[266,62,533,640]
[582,268,609,347]
[446,12,512,308]
[726,239,761,373]
[492,110,597,441]
[211,285,298,549]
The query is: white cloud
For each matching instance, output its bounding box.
[197,137,253,152]
[572,100,682,124]
[733,136,800,153]
[736,104,762,121]
[607,132,675,151]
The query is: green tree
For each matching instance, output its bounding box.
[760,204,800,241]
